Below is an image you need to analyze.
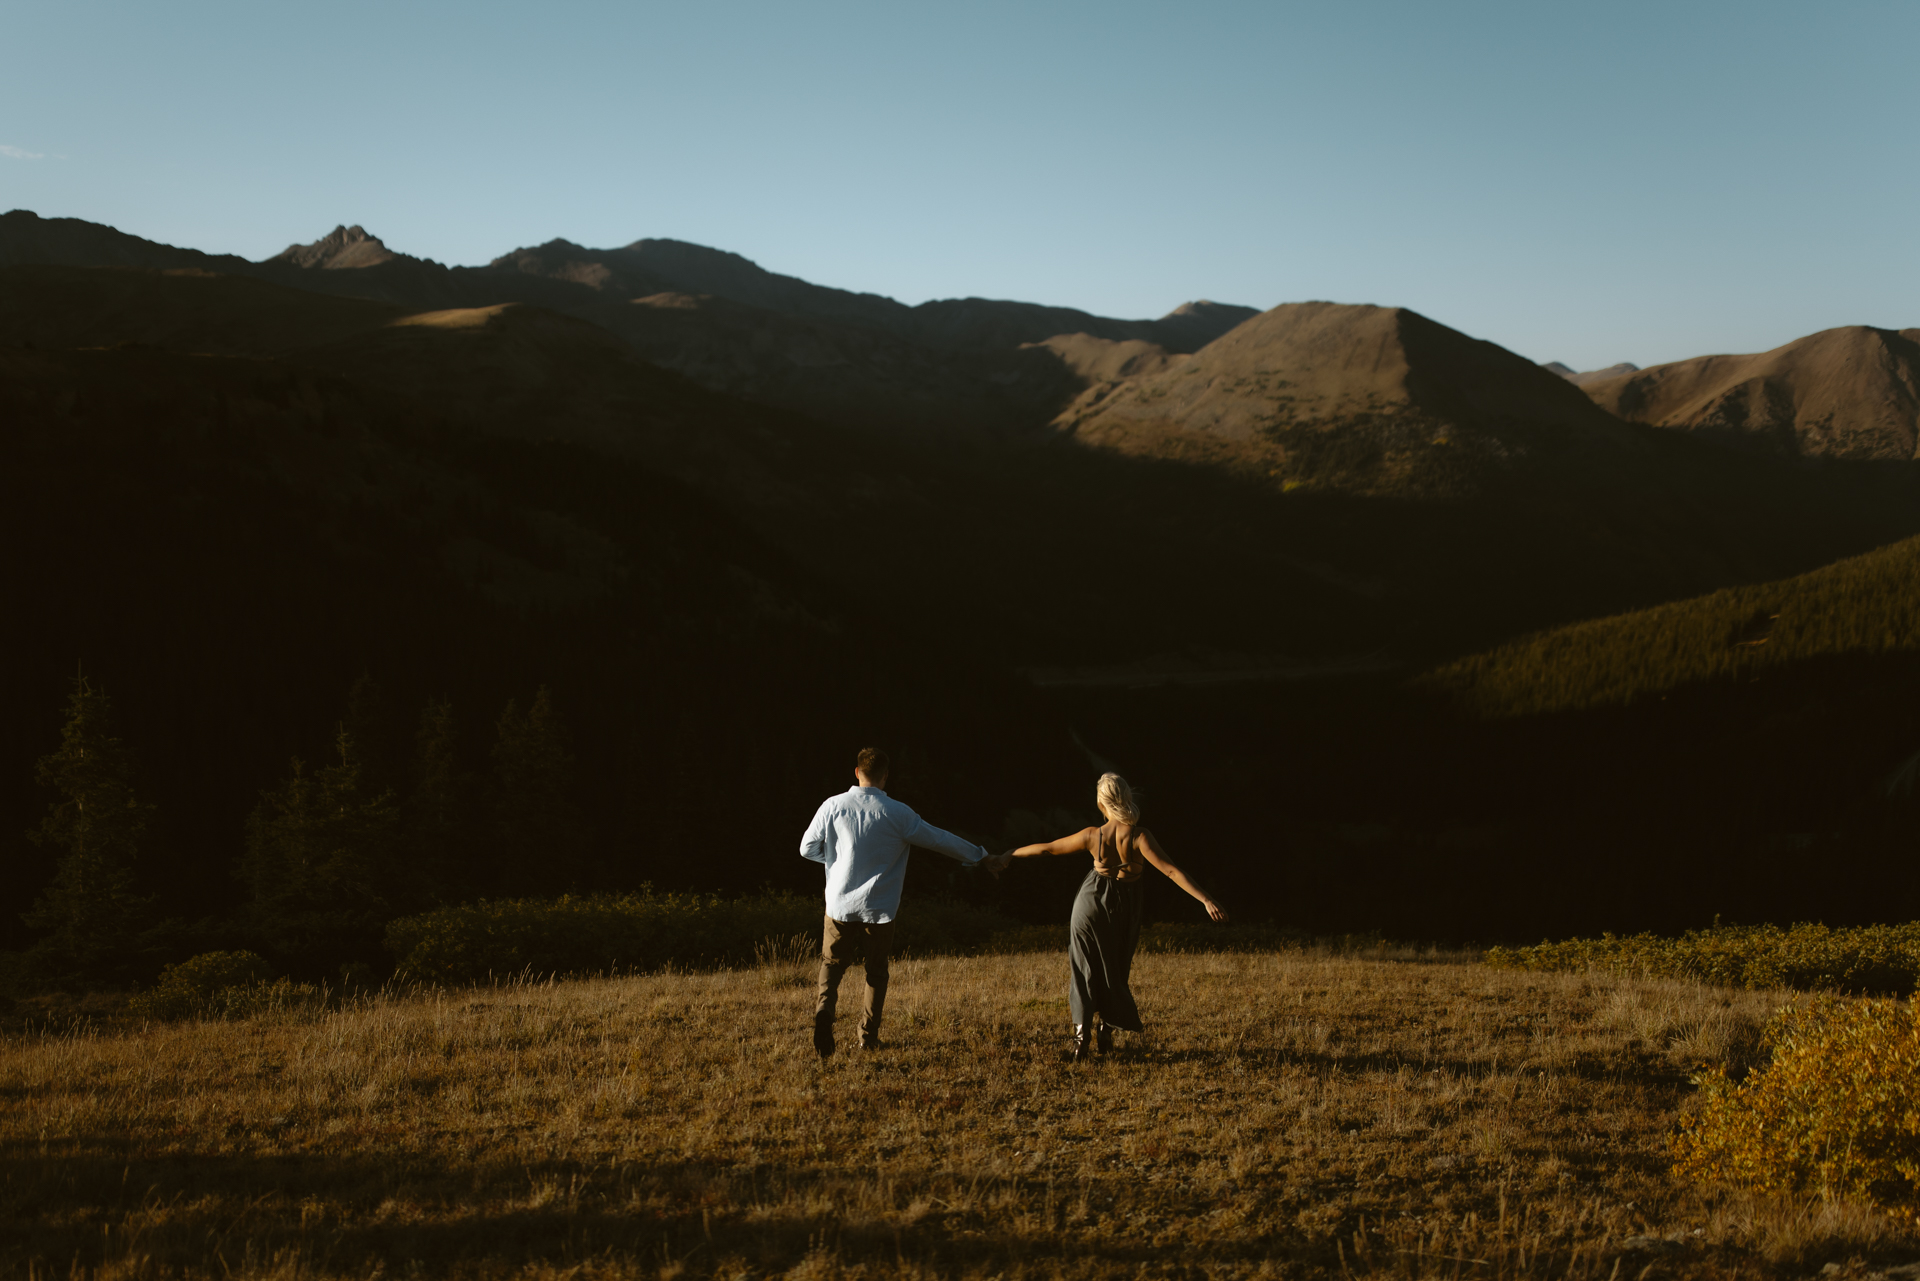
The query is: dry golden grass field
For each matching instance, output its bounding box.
[5,948,1917,1280]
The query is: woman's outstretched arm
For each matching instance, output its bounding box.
[1137,830,1228,921]
[1007,827,1098,859]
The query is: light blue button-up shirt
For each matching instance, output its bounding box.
[800,786,990,923]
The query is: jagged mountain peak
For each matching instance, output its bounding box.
[271,225,397,270]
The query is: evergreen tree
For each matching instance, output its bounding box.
[344,675,404,800]
[22,675,157,986]
[491,687,589,894]
[238,726,400,972]
[410,697,478,902]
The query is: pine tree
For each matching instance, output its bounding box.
[410,697,478,902]
[238,726,400,971]
[490,686,589,894]
[23,675,157,987]
[344,675,404,800]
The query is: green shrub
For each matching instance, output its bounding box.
[386,891,1333,987]
[1485,921,1920,995]
[888,896,1026,958]
[1674,998,1920,1218]
[128,950,301,1021]
[385,890,1027,985]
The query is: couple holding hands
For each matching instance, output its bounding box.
[799,748,1228,1061]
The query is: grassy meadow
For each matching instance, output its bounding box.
[6,948,1917,1280]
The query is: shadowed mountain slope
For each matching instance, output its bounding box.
[611,290,1066,435]
[0,330,1106,945]
[227,223,1250,431]
[0,264,1378,665]
[0,209,247,272]
[479,236,1259,429]
[0,264,401,355]
[491,236,1259,354]
[1583,327,1920,461]
[1079,530,1920,943]
[7,260,1917,669]
[492,238,897,331]
[0,212,1258,435]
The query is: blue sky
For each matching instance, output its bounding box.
[3,0,1914,369]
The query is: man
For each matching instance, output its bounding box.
[799,747,1009,1057]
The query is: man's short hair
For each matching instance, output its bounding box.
[856,747,890,779]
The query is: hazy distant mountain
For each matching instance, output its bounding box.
[1542,360,1640,387]
[480,234,1259,428]
[491,235,1258,354]
[487,238,677,300]
[1582,328,1920,460]
[492,237,899,332]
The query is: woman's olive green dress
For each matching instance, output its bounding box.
[1068,822,1146,1032]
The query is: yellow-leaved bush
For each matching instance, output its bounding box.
[1674,998,1920,1217]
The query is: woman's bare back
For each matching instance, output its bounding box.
[1089,821,1149,881]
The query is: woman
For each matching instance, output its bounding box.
[1006,772,1227,1060]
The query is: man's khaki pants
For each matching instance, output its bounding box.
[815,915,894,1046]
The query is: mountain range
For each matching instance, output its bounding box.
[5,207,1920,943]
[0,211,1254,435]
[10,208,1915,468]
[1585,326,1920,461]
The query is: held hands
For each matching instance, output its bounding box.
[983,851,1015,879]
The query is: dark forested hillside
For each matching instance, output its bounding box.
[1426,535,1920,717]
[6,222,1920,983]
[0,338,1086,964]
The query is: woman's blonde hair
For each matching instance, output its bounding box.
[1095,772,1142,825]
